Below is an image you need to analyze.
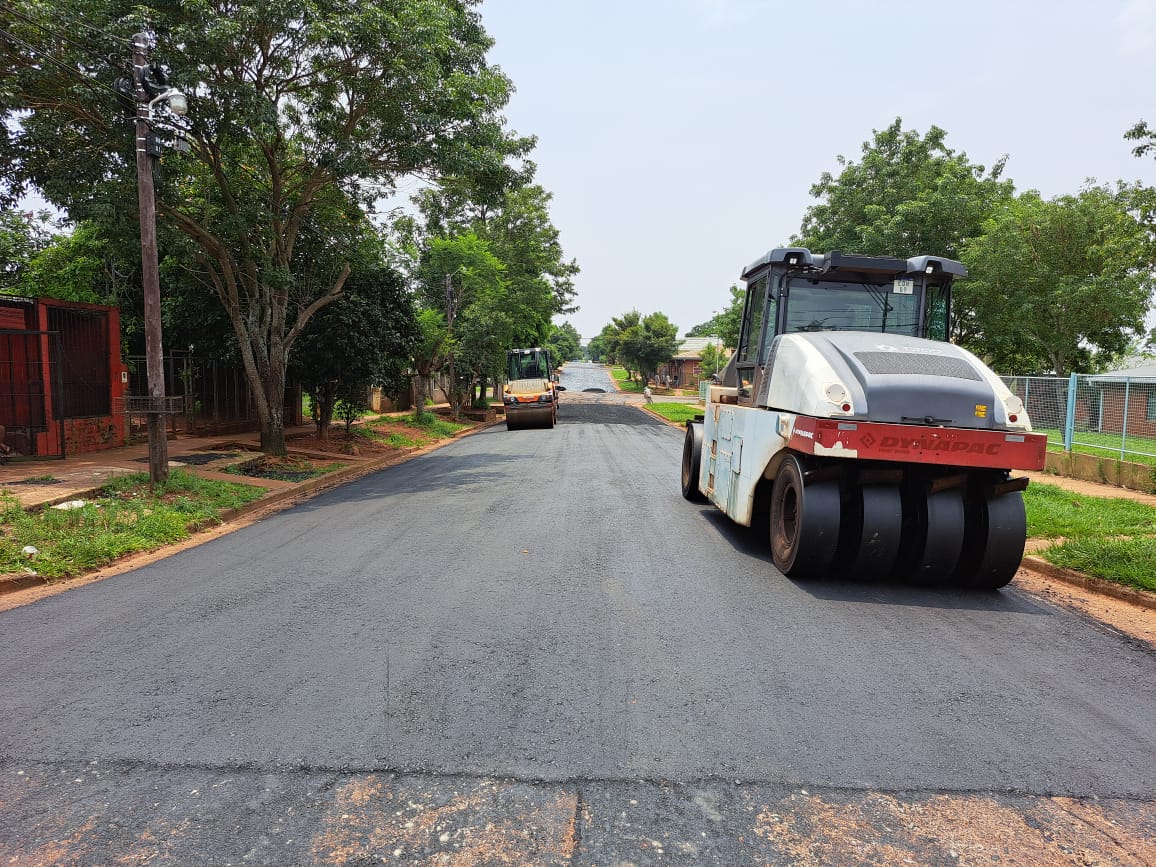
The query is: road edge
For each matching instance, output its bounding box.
[0,418,502,604]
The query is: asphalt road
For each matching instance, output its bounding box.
[1,400,1153,864]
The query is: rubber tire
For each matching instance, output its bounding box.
[769,455,841,578]
[845,485,904,581]
[955,490,1027,590]
[895,486,966,584]
[681,424,707,502]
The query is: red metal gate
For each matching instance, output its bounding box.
[0,330,65,458]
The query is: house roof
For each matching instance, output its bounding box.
[1089,358,1156,382]
[672,337,721,360]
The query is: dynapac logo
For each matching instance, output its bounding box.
[880,435,1001,456]
[795,429,815,440]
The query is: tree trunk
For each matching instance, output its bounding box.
[312,387,336,441]
[260,360,288,456]
[413,370,432,420]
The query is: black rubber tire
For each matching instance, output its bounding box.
[681,424,707,502]
[954,490,1027,590]
[895,486,966,584]
[844,485,904,581]
[769,455,841,578]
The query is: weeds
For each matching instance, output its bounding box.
[0,470,266,579]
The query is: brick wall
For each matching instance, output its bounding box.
[63,416,126,454]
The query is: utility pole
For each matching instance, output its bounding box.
[132,31,169,485]
[444,272,459,420]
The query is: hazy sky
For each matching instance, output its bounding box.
[477,0,1156,341]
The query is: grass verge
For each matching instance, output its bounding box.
[610,367,646,393]
[1024,482,1156,538]
[1041,537,1156,592]
[0,470,267,580]
[1024,482,1156,592]
[646,402,704,425]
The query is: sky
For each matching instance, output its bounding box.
[476,0,1156,341]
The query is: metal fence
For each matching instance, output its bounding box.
[1000,374,1156,463]
[125,353,257,438]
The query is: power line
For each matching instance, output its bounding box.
[0,26,120,99]
[6,2,131,46]
[3,5,116,57]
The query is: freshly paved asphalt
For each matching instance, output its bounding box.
[1,398,1153,863]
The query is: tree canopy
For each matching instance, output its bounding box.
[598,310,679,385]
[958,185,1153,376]
[795,118,1013,260]
[1,0,529,454]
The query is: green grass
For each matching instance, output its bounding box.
[610,367,645,393]
[1042,537,1156,592]
[0,470,267,579]
[1024,482,1156,539]
[646,402,704,425]
[1024,482,1156,592]
[403,412,468,438]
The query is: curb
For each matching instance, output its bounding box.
[1020,555,1156,612]
[0,417,501,599]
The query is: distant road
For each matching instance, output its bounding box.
[558,360,618,393]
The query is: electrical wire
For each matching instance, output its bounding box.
[0,26,121,99]
[6,2,132,46]
[3,5,118,57]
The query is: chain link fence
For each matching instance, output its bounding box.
[1001,374,1156,465]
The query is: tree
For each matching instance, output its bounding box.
[795,119,1014,259]
[0,209,54,291]
[958,185,1153,376]
[420,233,506,419]
[698,341,725,380]
[1125,120,1156,160]
[545,321,581,363]
[598,311,640,379]
[408,176,579,353]
[410,308,448,421]
[585,333,606,362]
[687,284,744,349]
[1,0,529,455]
[616,311,679,385]
[290,264,417,440]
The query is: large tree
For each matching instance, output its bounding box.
[1,0,529,454]
[420,232,506,419]
[958,185,1153,376]
[605,310,679,385]
[795,118,1014,259]
[409,177,579,346]
[545,320,581,363]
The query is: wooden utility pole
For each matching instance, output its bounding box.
[132,32,169,485]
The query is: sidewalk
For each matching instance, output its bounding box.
[0,427,333,511]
